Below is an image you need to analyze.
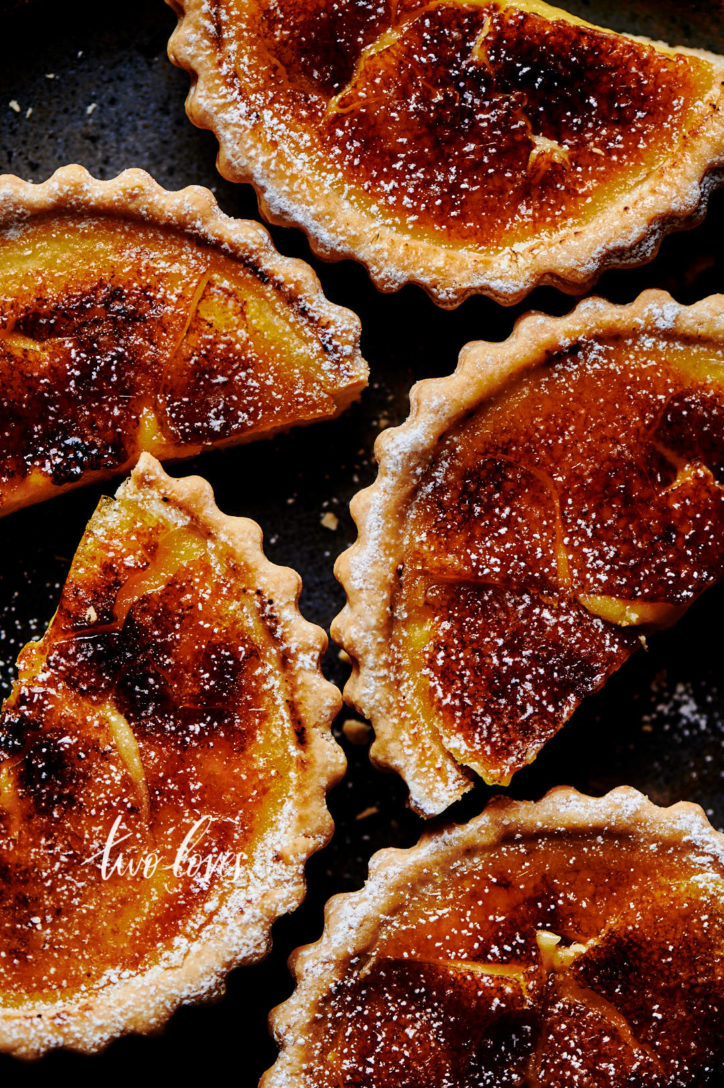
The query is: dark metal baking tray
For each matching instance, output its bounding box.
[1,1,723,1083]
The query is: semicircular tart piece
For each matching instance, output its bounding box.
[0,166,366,518]
[262,787,724,1088]
[0,453,344,1057]
[334,291,724,815]
[168,0,724,307]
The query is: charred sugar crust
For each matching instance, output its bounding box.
[261,786,724,1087]
[0,453,345,1059]
[0,166,368,515]
[167,0,724,307]
[332,290,724,816]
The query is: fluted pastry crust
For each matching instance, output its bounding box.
[334,291,724,814]
[263,787,724,1088]
[0,165,367,516]
[169,0,724,306]
[0,454,344,1056]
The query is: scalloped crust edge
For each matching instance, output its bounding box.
[332,289,724,816]
[168,0,724,308]
[0,452,345,1059]
[0,164,367,517]
[260,785,724,1087]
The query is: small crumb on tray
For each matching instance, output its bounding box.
[342,719,372,745]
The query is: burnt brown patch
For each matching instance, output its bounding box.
[420,580,638,779]
[16,729,86,814]
[323,957,536,1087]
[0,280,163,488]
[45,631,123,698]
[258,0,392,98]
[0,706,41,760]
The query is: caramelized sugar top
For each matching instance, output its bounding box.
[0,213,359,512]
[226,0,714,247]
[309,829,724,1086]
[0,470,299,1003]
[394,334,724,782]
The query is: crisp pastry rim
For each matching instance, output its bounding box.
[260,785,724,1088]
[0,164,367,516]
[332,289,724,817]
[0,452,346,1059]
[168,0,724,308]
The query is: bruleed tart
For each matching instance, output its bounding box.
[0,454,344,1057]
[169,0,724,306]
[262,788,724,1088]
[0,166,367,518]
[334,291,724,815]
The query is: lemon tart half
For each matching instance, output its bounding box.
[334,291,724,813]
[0,453,344,1056]
[263,788,724,1088]
[169,0,724,306]
[0,166,367,517]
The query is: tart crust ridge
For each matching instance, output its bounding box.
[261,785,724,1087]
[168,0,724,307]
[0,164,367,516]
[0,452,345,1058]
[332,289,724,815]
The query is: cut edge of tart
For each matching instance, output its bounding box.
[0,165,367,517]
[332,289,724,816]
[167,0,724,307]
[260,785,724,1088]
[0,452,345,1058]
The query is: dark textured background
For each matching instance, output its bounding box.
[1,1,724,1083]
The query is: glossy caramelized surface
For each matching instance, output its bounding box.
[220,0,717,247]
[394,334,724,783]
[0,461,302,1005]
[0,212,363,515]
[306,828,724,1086]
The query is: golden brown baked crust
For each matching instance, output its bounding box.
[262,787,724,1088]
[168,0,724,307]
[0,165,367,517]
[333,290,724,815]
[0,453,344,1057]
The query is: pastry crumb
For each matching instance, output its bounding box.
[85,605,98,625]
[9,100,20,113]
[342,719,371,746]
[86,102,97,115]
[355,805,379,821]
[527,133,571,178]
[338,648,351,663]
[320,511,339,531]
